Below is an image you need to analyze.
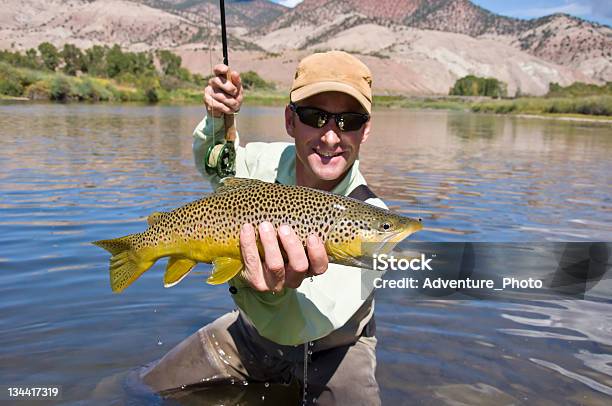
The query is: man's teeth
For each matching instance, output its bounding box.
[317,151,341,157]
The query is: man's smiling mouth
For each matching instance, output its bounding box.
[314,149,344,158]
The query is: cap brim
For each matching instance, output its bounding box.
[291,81,371,114]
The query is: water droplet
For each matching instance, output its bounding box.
[261,396,265,400]
[307,350,312,355]
[230,379,235,384]
[309,341,314,347]
[264,382,270,388]
[157,338,163,346]
[242,381,248,386]
[180,385,185,390]
[153,309,157,313]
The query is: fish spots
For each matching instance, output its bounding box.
[132,178,412,260]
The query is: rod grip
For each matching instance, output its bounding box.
[224,69,236,142]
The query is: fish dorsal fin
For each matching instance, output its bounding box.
[147,211,167,226]
[164,257,198,288]
[216,177,263,194]
[207,257,244,285]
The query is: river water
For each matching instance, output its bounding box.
[0,103,611,405]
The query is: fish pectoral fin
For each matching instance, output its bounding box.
[164,257,198,288]
[207,257,244,285]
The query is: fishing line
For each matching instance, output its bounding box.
[207,0,215,149]
[204,0,236,177]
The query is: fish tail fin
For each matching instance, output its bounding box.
[93,234,153,293]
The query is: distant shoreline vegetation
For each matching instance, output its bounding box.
[0,44,610,118]
[0,43,276,103]
[372,78,611,118]
[445,75,611,117]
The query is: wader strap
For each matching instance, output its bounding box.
[361,317,376,338]
[348,184,378,202]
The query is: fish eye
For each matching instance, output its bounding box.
[382,222,391,231]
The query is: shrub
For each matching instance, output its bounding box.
[0,76,24,96]
[241,71,274,90]
[50,75,74,101]
[145,87,159,103]
[25,81,50,100]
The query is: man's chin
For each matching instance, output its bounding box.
[308,160,349,181]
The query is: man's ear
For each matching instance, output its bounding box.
[285,105,296,139]
[361,119,371,144]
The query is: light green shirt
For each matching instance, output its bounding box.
[193,114,386,345]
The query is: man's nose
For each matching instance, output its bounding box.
[321,129,341,145]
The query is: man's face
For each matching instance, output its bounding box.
[285,91,371,190]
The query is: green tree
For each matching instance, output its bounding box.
[38,42,59,71]
[83,45,108,76]
[131,52,155,75]
[105,45,125,78]
[450,75,507,98]
[24,48,40,69]
[157,50,182,77]
[61,44,84,75]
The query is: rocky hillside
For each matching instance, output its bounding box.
[252,0,611,83]
[0,0,201,50]
[508,14,611,81]
[0,0,609,94]
[134,0,286,29]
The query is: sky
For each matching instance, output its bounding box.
[270,0,612,26]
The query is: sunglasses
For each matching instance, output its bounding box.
[289,103,370,132]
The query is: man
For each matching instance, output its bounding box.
[141,51,386,405]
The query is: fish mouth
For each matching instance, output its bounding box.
[368,221,423,257]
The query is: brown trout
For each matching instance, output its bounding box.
[93,178,423,292]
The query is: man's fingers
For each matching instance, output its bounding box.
[278,225,309,289]
[231,70,242,90]
[213,64,229,76]
[306,235,328,276]
[204,96,230,116]
[258,222,285,291]
[209,75,239,97]
[239,223,267,292]
[210,89,241,111]
[204,88,240,115]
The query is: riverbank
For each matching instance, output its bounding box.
[2,64,610,121]
[238,94,612,121]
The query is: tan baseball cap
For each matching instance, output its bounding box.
[290,51,373,113]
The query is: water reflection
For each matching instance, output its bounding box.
[0,103,610,405]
